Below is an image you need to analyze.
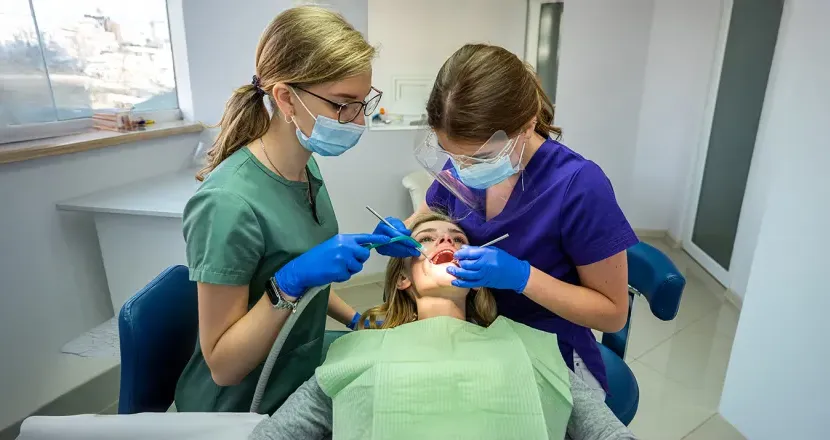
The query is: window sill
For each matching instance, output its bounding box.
[0,121,204,165]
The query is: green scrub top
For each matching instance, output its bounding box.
[174,146,338,414]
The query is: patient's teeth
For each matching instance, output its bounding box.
[432,249,456,264]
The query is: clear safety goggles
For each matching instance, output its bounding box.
[414,129,524,213]
[421,130,520,167]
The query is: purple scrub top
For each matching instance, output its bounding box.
[425,138,638,390]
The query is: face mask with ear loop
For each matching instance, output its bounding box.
[290,88,366,156]
[451,135,526,190]
[415,130,529,216]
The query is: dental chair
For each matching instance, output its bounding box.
[18,177,684,439]
[117,265,197,414]
[114,246,683,424]
[395,170,687,425]
[600,241,685,424]
[110,204,683,426]
[320,241,685,426]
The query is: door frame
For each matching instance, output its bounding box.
[681,0,734,286]
[524,0,563,68]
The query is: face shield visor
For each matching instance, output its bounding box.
[414,129,526,215]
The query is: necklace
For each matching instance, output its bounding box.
[259,138,313,207]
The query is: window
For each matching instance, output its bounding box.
[0,0,178,143]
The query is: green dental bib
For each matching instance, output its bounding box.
[316,316,573,440]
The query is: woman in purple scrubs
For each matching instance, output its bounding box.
[374,44,638,397]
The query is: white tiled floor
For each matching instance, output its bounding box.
[330,238,746,439]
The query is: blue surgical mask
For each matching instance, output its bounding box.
[292,90,365,156]
[452,155,518,189]
[451,141,525,189]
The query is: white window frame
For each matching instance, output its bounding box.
[0,0,182,145]
[525,0,563,69]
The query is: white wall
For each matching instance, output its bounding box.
[316,129,423,274]
[0,134,199,429]
[555,0,654,216]
[368,0,527,114]
[178,0,368,124]
[631,0,722,233]
[719,2,830,438]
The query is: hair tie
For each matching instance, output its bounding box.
[251,75,265,96]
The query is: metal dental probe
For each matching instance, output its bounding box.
[365,206,432,261]
[479,233,510,248]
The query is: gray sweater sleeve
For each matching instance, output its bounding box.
[248,371,636,440]
[248,375,332,440]
[566,370,638,440]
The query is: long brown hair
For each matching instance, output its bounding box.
[359,212,498,329]
[426,43,561,143]
[196,6,375,181]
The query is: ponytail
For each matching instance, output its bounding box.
[194,6,375,181]
[196,85,270,181]
[467,288,497,327]
[529,68,562,140]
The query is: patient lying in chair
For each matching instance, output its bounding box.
[250,212,636,440]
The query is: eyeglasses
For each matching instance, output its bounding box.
[292,86,383,124]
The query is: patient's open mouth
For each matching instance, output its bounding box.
[431,249,457,265]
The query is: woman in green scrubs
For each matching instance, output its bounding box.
[174,6,413,414]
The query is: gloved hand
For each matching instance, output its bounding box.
[275,234,389,298]
[372,217,421,258]
[447,246,531,293]
[347,312,384,330]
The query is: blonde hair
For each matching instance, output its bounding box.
[196,6,375,181]
[426,44,561,143]
[359,212,498,329]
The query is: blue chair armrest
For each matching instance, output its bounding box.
[599,343,639,425]
[627,242,685,321]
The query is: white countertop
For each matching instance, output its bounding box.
[57,169,200,218]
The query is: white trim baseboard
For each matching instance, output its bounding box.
[665,231,683,249]
[724,288,744,310]
[633,229,684,249]
[633,228,667,239]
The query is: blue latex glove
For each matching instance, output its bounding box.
[448,246,531,293]
[347,312,384,330]
[372,217,421,258]
[275,233,389,298]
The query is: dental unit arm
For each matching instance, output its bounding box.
[252,224,398,412]
[250,284,329,413]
